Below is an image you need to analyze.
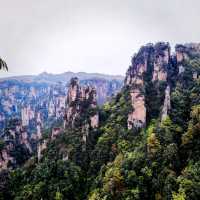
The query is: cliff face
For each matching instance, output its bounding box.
[80,79,122,105]
[0,77,100,168]
[125,42,200,129]
[0,119,35,171]
[64,77,99,129]
[0,78,122,136]
[37,77,99,161]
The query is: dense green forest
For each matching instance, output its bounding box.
[0,43,200,200]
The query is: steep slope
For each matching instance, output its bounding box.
[88,42,200,200]
[0,42,200,200]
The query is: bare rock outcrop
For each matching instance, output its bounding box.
[0,119,34,171]
[152,43,170,82]
[128,89,146,129]
[64,77,99,129]
[161,85,171,121]
[125,42,171,129]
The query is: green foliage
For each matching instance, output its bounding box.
[0,139,5,151]
[0,58,8,71]
[7,159,83,200]
[1,51,200,200]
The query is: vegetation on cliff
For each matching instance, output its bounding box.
[0,42,200,200]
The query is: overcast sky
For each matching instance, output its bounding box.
[0,0,200,77]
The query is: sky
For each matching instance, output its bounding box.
[0,0,200,77]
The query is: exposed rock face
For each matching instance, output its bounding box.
[0,77,122,136]
[20,130,33,153]
[90,114,99,128]
[193,72,198,79]
[37,140,47,161]
[51,127,62,140]
[175,43,200,63]
[125,45,151,86]
[152,43,170,82]
[80,79,122,105]
[161,85,171,121]
[64,77,99,129]
[125,42,171,129]
[128,89,146,129]
[67,78,80,103]
[0,150,13,170]
[37,78,100,160]
[175,43,200,80]
[178,65,185,74]
[0,119,35,171]
[125,42,200,130]
[125,45,154,129]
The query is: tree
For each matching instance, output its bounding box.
[0,58,7,71]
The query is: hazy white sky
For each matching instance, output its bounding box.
[0,0,200,77]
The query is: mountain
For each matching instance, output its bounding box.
[0,72,123,136]
[0,42,200,200]
[0,71,124,84]
[0,78,119,127]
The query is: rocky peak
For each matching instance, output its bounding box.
[125,44,153,86]
[125,42,172,129]
[67,77,80,104]
[64,77,99,129]
[175,43,200,63]
[175,43,200,80]
[152,42,170,82]
[125,42,200,130]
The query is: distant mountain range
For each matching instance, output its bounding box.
[0,71,124,84]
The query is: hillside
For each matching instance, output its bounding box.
[0,42,200,200]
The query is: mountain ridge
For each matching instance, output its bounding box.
[0,71,124,84]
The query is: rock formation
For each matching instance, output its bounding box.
[128,89,146,129]
[161,85,171,121]
[0,77,121,137]
[64,77,99,129]
[37,139,47,161]
[152,43,170,82]
[125,42,200,129]
[125,44,153,129]
[0,119,35,171]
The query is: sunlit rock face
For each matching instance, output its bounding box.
[128,89,146,129]
[90,114,99,129]
[161,85,171,121]
[37,140,47,161]
[125,42,170,129]
[125,44,154,129]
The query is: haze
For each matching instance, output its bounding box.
[0,0,200,77]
